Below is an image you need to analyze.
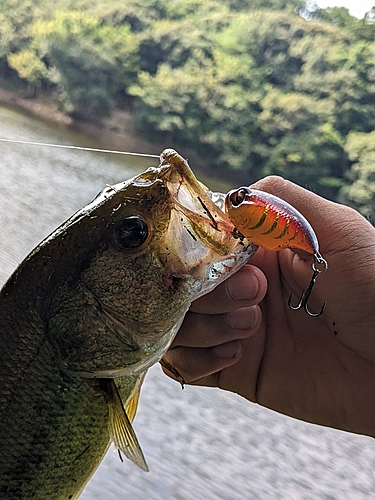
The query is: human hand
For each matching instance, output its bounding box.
[164,176,375,437]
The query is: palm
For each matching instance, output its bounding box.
[167,177,375,437]
[217,210,375,436]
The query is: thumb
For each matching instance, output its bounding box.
[250,176,339,250]
[249,176,375,316]
[250,175,372,258]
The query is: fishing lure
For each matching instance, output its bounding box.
[225,186,328,317]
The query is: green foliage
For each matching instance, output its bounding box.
[337,131,375,220]
[221,0,303,13]
[31,11,139,118]
[1,0,375,211]
[137,18,215,74]
[0,0,48,53]
[255,90,349,193]
[130,57,213,142]
[128,8,366,197]
[7,49,47,86]
[0,14,15,57]
[96,0,168,32]
[216,11,309,89]
[309,5,375,41]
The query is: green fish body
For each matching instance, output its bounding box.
[0,149,254,499]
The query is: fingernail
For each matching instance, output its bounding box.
[214,340,242,359]
[226,269,259,300]
[227,307,256,330]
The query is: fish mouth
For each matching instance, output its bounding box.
[139,149,256,298]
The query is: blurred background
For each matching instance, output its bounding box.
[1,0,375,218]
[1,1,375,498]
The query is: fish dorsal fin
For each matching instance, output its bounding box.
[106,379,149,472]
[125,388,141,424]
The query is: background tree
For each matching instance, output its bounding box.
[7,49,47,94]
[1,0,375,215]
[32,11,139,119]
[339,131,375,221]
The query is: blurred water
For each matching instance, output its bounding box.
[1,105,375,499]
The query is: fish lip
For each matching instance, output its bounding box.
[121,148,252,279]
[93,149,256,294]
[108,148,236,247]
[158,149,239,243]
[156,149,255,277]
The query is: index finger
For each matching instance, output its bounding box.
[190,264,267,314]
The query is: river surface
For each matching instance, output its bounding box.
[1,105,375,499]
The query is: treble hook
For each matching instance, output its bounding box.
[288,253,328,317]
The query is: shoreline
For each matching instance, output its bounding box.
[0,86,244,190]
[0,86,159,156]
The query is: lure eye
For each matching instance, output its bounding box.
[229,187,250,207]
[114,216,149,250]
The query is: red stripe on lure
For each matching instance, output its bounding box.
[225,187,317,253]
[225,187,328,317]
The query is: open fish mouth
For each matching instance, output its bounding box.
[134,148,257,299]
[90,148,253,289]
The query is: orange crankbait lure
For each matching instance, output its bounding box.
[225,187,328,317]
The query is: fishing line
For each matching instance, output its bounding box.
[0,137,160,158]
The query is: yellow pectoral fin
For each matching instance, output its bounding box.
[125,389,140,424]
[107,379,149,472]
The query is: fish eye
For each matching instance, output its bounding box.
[114,216,149,250]
[229,187,250,207]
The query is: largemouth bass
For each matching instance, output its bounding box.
[0,149,255,499]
